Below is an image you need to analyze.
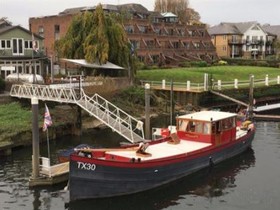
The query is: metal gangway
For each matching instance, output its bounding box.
[10,83,145,144]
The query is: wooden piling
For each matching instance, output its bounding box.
[31,97,40,180]
[145,83,151,139]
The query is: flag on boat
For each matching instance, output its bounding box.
[43,104,52,131]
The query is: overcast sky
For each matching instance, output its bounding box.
[1,0,280,28]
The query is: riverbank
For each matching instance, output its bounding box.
[1,82,280,155]
[0,101,106,154]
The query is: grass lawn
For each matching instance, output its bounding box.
[136,66,280,83]
[0,102,32,139]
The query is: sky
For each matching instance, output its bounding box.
[1,0,280,28]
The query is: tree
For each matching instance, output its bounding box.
[56,4,131,68]
[273,39,280,60]
[154,0,201,24]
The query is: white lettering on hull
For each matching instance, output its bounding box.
[77,162,96,171]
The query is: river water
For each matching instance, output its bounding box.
[1,120,280,210]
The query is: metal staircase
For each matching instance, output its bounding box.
[10,84,145,143]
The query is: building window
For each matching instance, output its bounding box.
[54,25,60,40]
[200,30,205,37]
[54,25,60,33]
[138,25,147,33]
[125,25,134,33]
[6,40,11,48]
[24,41,29,49]
[223,46,227,51]
[223,35,227,40]
[1,40,6,49]
[38,26,44,37]
[12,38,24,55]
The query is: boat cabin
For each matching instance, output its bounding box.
[176,111,237,145]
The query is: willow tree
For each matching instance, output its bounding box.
[56,4,131,69]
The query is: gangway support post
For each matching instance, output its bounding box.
[145,83,151,139]
[248,75,254,120]
[31,97,40,180]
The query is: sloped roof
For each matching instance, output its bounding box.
[62,59,125,70]
[208,21,264,35]
[117,3,150,14]
[0,25,43,39]
[59,7,85,15]
[0,18,12,27]
[233,21,258,33]
[263,25,280,37]
[208,23,241,35]
[161,12,177,18]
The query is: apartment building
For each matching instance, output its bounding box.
[208,22,276,59]
[29,3,217,66]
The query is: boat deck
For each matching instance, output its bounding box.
[106,140,212,161]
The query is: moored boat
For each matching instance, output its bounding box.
[69,110,255,201]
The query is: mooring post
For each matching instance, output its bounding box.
[248,75,254,120]
[31,97,40,179]
[145,83,150,139]
[170,80,174,126]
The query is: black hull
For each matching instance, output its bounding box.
[69,131,255,201]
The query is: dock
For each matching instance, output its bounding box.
[254,103,280,112]
[254,114,280,121]
[29,157,69,187]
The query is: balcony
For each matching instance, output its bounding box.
[245,40,265,46]
[228,39,244,45]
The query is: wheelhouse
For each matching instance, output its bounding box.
[176,111,237,145]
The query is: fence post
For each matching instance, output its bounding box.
[265,74,269,86]
[186,81,190,91]
[234,79,238,89]
[204,73,208,91]
[218,80,222,90]
[162,79,166,89]
[277,76,280,84]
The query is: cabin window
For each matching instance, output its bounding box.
[194,122,203,133]
[178,120,211,135]
[212,121,222,134]
[203,123,211,135]
[221,117,235,130]
[178,120,188,131]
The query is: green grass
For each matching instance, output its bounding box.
[136,66,280,83]
[0,102,32,139]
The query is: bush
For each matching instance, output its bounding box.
[222,58,280,67]
[0,77,5,92]
[179,61,191,67]
[113,86,158,106]
[190,61,208,67]
[135,61,147,70]
[218,60,228,65]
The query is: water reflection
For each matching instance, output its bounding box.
[67,149,255,210]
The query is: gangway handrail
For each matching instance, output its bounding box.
[78,89,145,142]
[10,83,145,144]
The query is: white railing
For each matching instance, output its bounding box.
[10,83,145,143]
[141,74,280,92]
[140,80,205,92]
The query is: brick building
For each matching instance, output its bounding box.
[29,3,218,66]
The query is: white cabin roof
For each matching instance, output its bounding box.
[177,111,237,122]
